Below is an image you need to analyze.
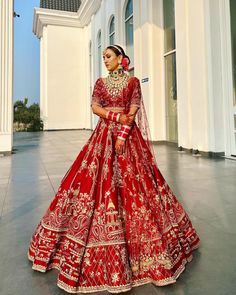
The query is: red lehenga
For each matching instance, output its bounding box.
[28,76,200,293]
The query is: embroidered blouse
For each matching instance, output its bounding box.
[91,76,142,112]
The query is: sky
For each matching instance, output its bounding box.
[14,0,40,105]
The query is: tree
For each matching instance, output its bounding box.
[14,98,43,131]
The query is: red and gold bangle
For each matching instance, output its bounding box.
[117,125,131,141]
[106,110,120,122]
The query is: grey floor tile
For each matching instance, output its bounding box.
[0,130,235,295]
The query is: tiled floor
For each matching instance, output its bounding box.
[0,130,236,295]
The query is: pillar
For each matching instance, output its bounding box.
[0,0,14,154]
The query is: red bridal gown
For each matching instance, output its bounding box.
[28,76,200,293]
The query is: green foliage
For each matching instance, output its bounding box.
[14,98,43,132]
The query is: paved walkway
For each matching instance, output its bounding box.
[0,130,235,295]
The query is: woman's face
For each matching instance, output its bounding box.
[103,48,122,72]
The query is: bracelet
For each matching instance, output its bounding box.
[117,125,131,141]
[106,110,121,122]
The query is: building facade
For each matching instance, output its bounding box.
[32,0,236,157]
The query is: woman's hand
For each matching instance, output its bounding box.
[119,114,129,125]
[126,113,135,126]
[115,138,125,155]
[119,113,135,126]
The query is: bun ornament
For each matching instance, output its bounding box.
[121,57,129,71]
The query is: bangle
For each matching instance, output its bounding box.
[117,125,131,141]
[106,111,120,122]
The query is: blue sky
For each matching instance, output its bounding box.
[14,0,40,105]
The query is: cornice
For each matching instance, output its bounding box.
[77,0,102,26]
[33,8,82,38]
[33,0,102,38]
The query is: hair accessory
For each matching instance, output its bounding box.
[110,45,123,55]
[121,57,129,71]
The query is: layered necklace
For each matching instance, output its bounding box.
[105,68,129,97]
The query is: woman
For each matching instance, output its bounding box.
[28,45,200,293]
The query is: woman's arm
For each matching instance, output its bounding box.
[115,105,140,154]
[91,104,109,120]
[115,77,142,154]
[126,105,139,124]
[91,104,133,125]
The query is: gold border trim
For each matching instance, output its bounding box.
[28,241,200,294]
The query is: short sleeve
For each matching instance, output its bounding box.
[91,78,102,107]
[130,77,141,108]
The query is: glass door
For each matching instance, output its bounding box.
[163,0,178,143]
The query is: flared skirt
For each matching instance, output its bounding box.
[28,118,200,293]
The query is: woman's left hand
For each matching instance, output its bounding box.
[126,113,135,126]
[115,138,125,155]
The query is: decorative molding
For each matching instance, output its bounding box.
[77,0,102,26]
[33,0,102,38]
[33,8,82,38]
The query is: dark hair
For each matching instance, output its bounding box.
[106,44,131,65]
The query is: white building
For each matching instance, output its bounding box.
[1,0,236,158]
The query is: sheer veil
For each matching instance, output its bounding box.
[135,91,157,163]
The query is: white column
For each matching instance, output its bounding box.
[175,0,225,154]
[219,0,236,156]
[133,0,166,141]
[0,0,14,153]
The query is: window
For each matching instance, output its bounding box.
[109,16,115,45]
[97,30,102,77]
[125,0,134,68]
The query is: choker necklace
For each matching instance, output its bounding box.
[108,69,125,81]
[106,69,129,97]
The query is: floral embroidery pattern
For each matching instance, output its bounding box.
[28,76,200,293]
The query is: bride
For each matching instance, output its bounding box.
[28,44,200,294]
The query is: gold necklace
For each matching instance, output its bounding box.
[105,70,129,97]
[109,68,124,80]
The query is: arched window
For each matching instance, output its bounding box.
[109,16,115,45]
[97,30,102,77]
[125,0,134,68]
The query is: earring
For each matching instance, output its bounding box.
[117,61,123,71]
